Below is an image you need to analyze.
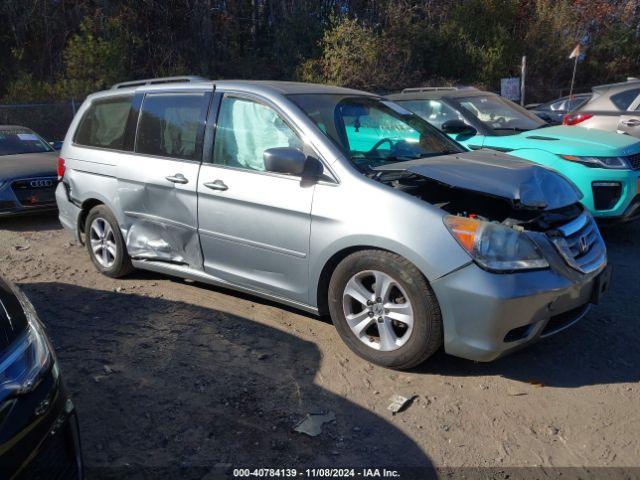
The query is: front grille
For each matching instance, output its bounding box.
[23,420,80,480]
[550,212,606,273]
[626,152,640,170]
[592,182,622,210]
[11,177,57,207]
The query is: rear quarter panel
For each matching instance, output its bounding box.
[60,96,127,231]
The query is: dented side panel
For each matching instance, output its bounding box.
[117,152,203,268]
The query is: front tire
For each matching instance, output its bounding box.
[328,250,442,370]
[85,205,133,278]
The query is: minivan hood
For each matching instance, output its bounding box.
[375,149,581,210]
[0,152,57,180]
[483,125,640,157]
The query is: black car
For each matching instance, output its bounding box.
[0,126,59,217]
[0,274,82,479]
[526,93,592,124]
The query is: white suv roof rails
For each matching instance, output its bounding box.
[111,76,210,90]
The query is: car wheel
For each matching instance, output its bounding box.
[328,250,442,370]
[85,205,133,278]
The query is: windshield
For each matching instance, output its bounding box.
[287,94,465,171]
[394,98,466,129]
[458,95,545,133]
[0,128,53,156]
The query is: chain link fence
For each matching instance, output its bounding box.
[0,101,81,141]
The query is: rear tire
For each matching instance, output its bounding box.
[328,250,442,370]
[85,205,133,278]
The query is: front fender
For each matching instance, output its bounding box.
[308,177,472,308]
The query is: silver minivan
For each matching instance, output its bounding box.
[56,77,611,369]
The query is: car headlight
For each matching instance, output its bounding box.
[561,155,630,170]
[0,287,52,401]
[444,215,549,272]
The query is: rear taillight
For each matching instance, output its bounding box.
[562,113,593,126]
[57,157,66,180]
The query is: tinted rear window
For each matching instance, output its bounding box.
[135,92,208,161]
[611,88,640,110]
[74,96,133,149]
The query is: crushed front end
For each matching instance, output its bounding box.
[376,150,611,361]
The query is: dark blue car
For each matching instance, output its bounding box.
[0,126,59,217]
[0,273,83,478]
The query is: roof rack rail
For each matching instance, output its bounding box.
[401,86,476,93]
[593,78,640,91]
[111,76,209,90]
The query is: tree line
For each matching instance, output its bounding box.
[1,0,639,103]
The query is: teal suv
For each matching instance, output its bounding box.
[388,88,640,223]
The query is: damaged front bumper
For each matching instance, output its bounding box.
[431,261,610,362]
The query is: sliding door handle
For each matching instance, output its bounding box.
[204,180,228,191]
[166,174,189,184]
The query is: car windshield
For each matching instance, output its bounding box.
[457,95,546,133]
[287,94,465,171]
[0,128,53,156]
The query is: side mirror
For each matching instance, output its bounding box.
[264,147,307,176]
[441,120,476,136]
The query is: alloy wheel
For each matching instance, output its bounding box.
[342,270,414,351]
[89,217,117,268]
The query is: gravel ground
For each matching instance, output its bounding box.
[1,213,639,479]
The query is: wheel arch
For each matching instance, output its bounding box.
[77,198,105,241]
[315,245,431,316]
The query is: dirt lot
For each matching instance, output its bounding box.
[1,213,639,478]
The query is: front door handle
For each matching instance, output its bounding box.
[203,180,228,191]
[621,118,640,127]
[166,173,188,184]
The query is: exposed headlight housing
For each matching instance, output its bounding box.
[0,287,52,402]
[561,155,630,170]
[444,215,549,272]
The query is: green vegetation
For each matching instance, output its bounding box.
[0,0,638,103]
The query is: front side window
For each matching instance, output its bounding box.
[395,99,465,129]
[213,96,303,172]
[75,96,133,150]
[0,128,52,156]
[136,92,208,161]
[458,95,545,133]
[288,94,464,172]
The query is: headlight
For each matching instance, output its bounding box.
[444,215,549,272]
[0,287,52,401]
[561,155,630,170]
